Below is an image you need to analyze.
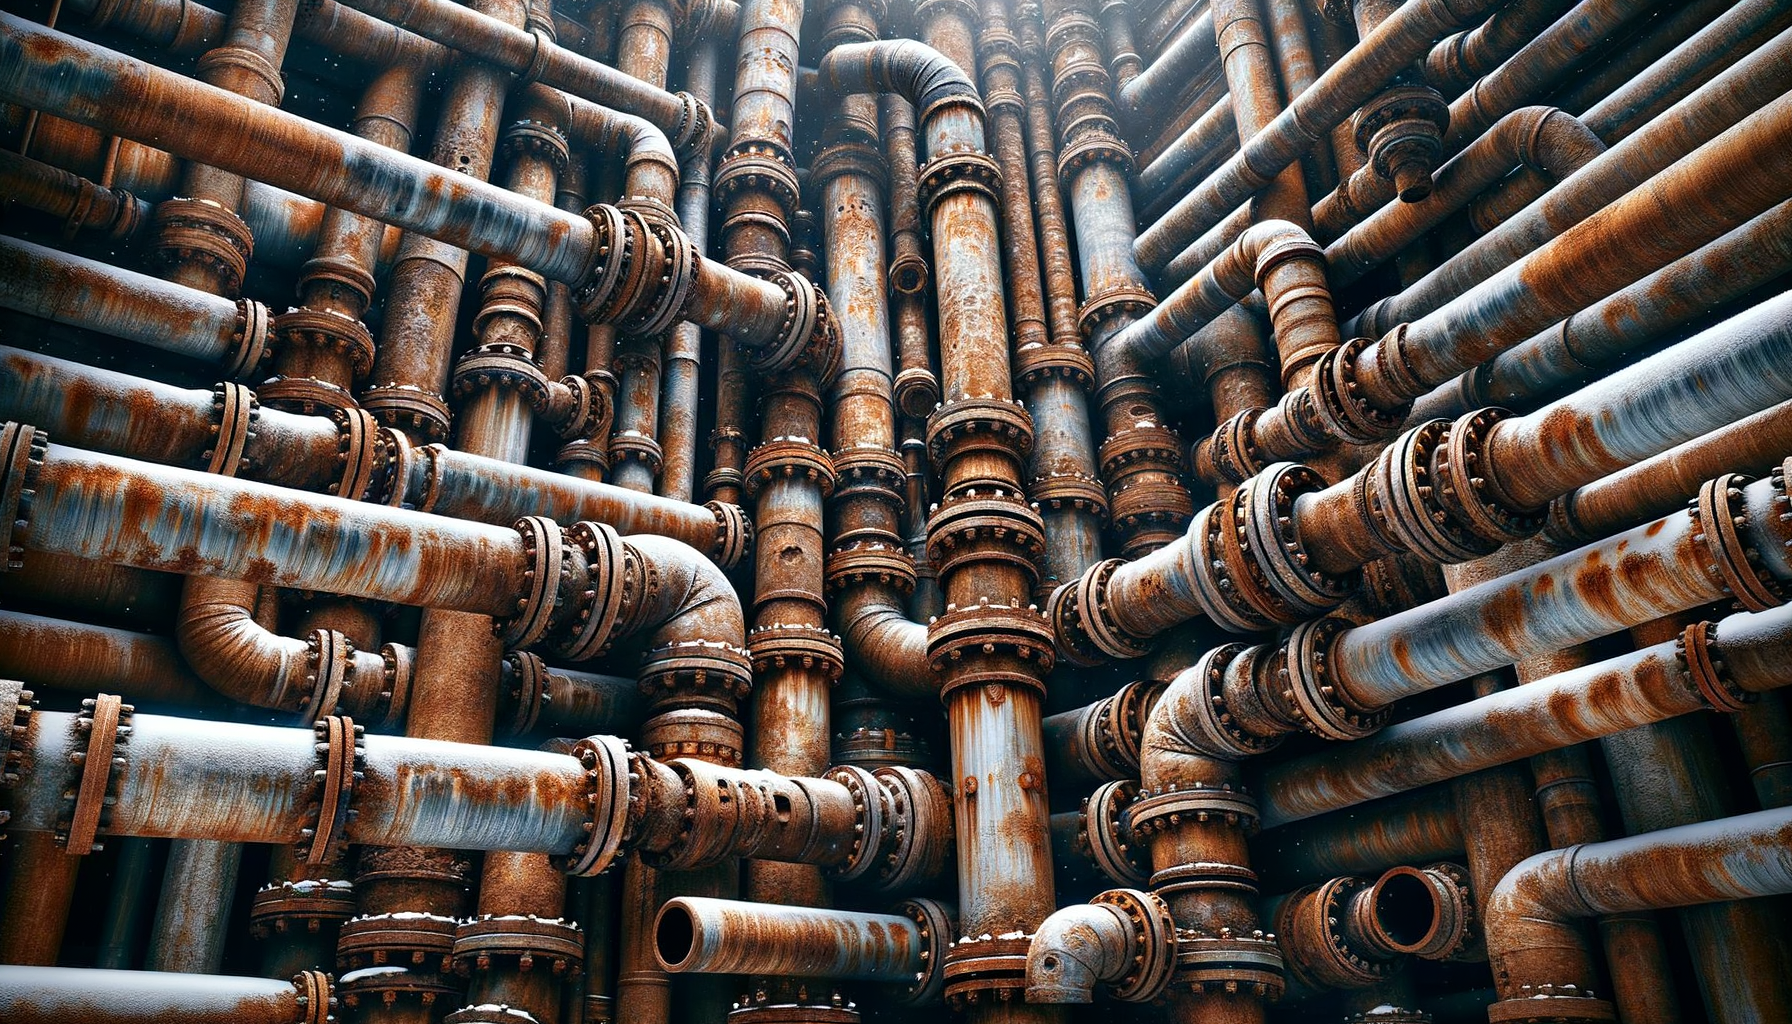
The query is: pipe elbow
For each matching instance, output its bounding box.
[1484,845,1592,994]
[834,585,933,700]
[565,94,680,206]
[1026,889,1176,1004]
[1506,106,1605,180]
[176,578,310,713]
[1236,219,1325,284]
[817,40,982,124]
[623,533,746,651]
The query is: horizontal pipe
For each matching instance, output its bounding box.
[653,898,924,981]
[1254,787,1465,884]
[0,966,327,1024]
[0,610,215,708]
[1258,605,1792,827]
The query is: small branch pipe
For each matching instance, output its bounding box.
[67,0,450,69]
[1023,889,1176,1004]
[1424,0,1574,89]
[1256,604,1792,828]
[1117,7,1216,122]
[1133,0,1502,275]
[0,148,150,238]
[0,16,814,359]
[1484,807,1792,1016]
[0,966,333,1024]
[653,898,930,981]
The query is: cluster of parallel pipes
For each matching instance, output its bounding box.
[1,0,1790,1021]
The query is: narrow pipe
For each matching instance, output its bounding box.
[653,898,926,981]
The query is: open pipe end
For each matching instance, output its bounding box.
[653,899,700,973]
[1368,865,1468,960]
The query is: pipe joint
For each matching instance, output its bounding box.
[1024,888,1176,1003]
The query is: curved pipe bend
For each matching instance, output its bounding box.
[1025,889,1176,1004]
[816,40,983,126]
[834,585,933,700]
[558,89,680,207]
[620,533,746,653]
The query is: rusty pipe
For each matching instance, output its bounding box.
[653,897,934,982]
[1271,864,1473,992]
[1424,0,1573,89]
[1257,604,1792,827]
[1133,0,1503,275]
[1484,806,1792,1016]
[0,966,334,1024]
[0,610,215,709]
[1023,888,1177,1004]
[1117,7,1217,123]
[1254,786,1465,884]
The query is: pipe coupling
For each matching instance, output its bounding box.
[1074,780,1151,887]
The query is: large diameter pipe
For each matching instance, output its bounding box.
[1258,605,1792,827]
[6,709,597,852]
[1486,807,1792,1006]
[20,436,529,616]
[653,898,925,981]
[0,966,331,1024]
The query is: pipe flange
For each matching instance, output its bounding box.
[943,932,1033,1010]
[548,373,597,440]
[248,878,356,939]
[1375,418,1496,564]
[558,733,632,878]
[893,897,955,1005]
[361,384,452,443]
[748,623,846,683]
[1412,861,1476,960]
[1079,780,1150,887]
[337,966,458,1012]
[502,118,570,172]
[1,680,35,835]
[337,911,459,975]
[59,692,132,854]
[502,651,548,736]
[225,298,274,380]
[1283,616,1387,741]
[500,516,566,650]
[1029,471,1109,523]
[196,42,286,104]
[290,969,334,1024]
[1209,408,1266,484]
[379,642,414,730]
[745,436,837,499]
[1347,1007,1432,1023]
[204,382,259,477]
[298,628,352,723]
[275,307,377,383]
[1278,876,1392,989]
[300,252,378,315]
[574,203,632,325]
[640,707,743,766]
[1354,85,1450,203]
[638,639,755,707]
[1486,988,1617,1023]
[671,91,715,156]
[706,500,753,569]
[1057,130,1134,186]
[1126,781,1259,837]
[824,764,888,883]
[830,445,908,506]
[824,543,917,596]
[1212,482,1300,630]
[301,715,363,865]
[1012,341,1095,391]
[622,213,698,339]
[1064,558,1151,662]
[453,914,584,975]
[1187,503,1270,634]
[610,431,665,477]
[328,407,383,502]
[1151,861,1260,899]
[1242,462,1354,618]
[726,996,859,1024]
[713,143,801,219]
[368,426,416,508]
[916,151,1003,215]
[1435,408,1546,543]
[1096,422,1183,484]
[153,196,254,295]
[1091,888,1177,1002]
[1172,928,1284,999]
[560,437,612,476]
[1093,679,1161,776]
[928,600,1056,700]
[0,422,47,572]
[1169,643,1283,758]
[925,488,1046,583]
[556,520,628,661]
[1679,619,1750,712]
[452,344,550,407]
[872,765,955,894]
[926,395,1035,467]
[1312,335,1408,444]
[1694,474,1787,612]
[1076,284,1155,340]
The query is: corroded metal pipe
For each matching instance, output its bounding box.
[653,897,938,982]
[0,966,334,1024]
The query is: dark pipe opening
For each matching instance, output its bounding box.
[1373,869,1440,951]
[656,902,697,969]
